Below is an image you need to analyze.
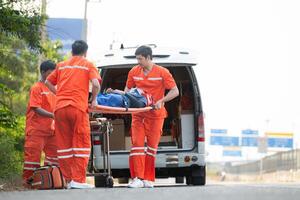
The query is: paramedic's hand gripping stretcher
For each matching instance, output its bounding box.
[89,87,155,114]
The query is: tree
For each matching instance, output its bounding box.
[0,0,64,184]
[0,0,64,115]
[0,0,46,50]
[0,0,45,122]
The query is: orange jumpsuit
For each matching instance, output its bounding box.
[46,56,101,183]
[23,82,57,181]
[126,64,176,181]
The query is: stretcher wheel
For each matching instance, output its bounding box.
[106,176,114,188]
[95,175,114,188]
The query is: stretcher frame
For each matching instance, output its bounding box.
[86,105,153,188]
[87,117,114,188]
[88,105,153,114]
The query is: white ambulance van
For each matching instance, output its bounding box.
[91,45,205,186]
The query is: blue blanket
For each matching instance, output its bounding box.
[97,89,147,108]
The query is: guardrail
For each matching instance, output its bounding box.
[225,149,300,174]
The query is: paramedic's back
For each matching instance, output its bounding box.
[45,40,101,189]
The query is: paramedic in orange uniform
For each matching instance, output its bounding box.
[45,40,101,189]
[126,45,179,188]
[23,60,57,185]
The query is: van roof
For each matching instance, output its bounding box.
[96,45,198,68]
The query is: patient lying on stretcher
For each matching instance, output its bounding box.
[97,87,153,108]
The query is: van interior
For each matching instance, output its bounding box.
[96,66,196,151]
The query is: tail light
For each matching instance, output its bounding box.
[93,140,102,145]
[197,113,205,142]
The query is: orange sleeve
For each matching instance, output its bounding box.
[162,68,176,89]
[126,68,135,89]
[29,85,42,108]
[89,63,101,81]
[46,69,58,85]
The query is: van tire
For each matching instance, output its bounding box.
[186,176,192,185]
[191,176,205,185]
[186,165,206,186]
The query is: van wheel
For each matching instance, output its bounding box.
[118,177,129,184]
[175,177,184,184]
[191,175,205,185]
[186,165,206,186]
[186,176,192,185]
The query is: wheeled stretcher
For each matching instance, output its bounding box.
[86,105,153,188]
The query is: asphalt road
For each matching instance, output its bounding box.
[1,183,300,200]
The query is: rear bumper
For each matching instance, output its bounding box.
[108,166,205,178]
[93,152,205,170]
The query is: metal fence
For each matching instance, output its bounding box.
[225,149,300,174]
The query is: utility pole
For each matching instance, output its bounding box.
[38,0,47,79]
[83,0,102,42]
[41,0,47,49]
[82,0,89,42]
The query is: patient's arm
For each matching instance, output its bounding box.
[106,88,125,95]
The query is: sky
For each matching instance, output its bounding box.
[46,0,300,147]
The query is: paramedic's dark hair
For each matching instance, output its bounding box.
[72,40,88,55]
[40,60,56,73]
[135,45,152,60]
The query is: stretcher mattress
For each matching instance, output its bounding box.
[89,105,153,114]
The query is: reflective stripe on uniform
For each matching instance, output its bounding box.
[74,154,90,158]
[41,92,50,95]
[31,181,42,186]
[57,148,73,153]
[58,66,88,71]
[146,152,156,157]
[73,148,90,151]
[133,76,144,80]
[147,146,157,152]
[148,77,162,81]
[57,154,90,159]
[57,147,90,153]
[57,154,73,159]
[46,156,58,160]
[131,147,145,151]
[129,153,145,157]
